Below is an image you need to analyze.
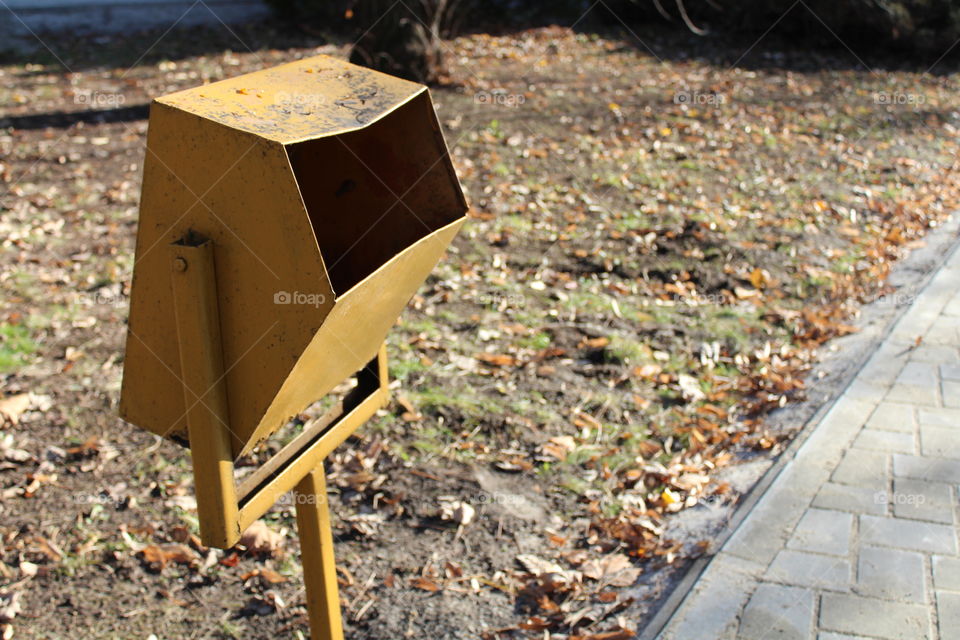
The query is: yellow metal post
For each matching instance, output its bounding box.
[377,342,389,396]
[295,466,344,640]
[169,237,241,548]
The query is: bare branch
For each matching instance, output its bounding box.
[651,0,674,21]
[674,0,708,35]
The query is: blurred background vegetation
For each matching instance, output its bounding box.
[263,0,960,82]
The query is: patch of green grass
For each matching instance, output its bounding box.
[435,309,459,324]
[389,356,428,383]
[564,446,596,466]
[832,251,863,274]
[399,317,442,338]
[601,501,623,518]
[646,303,679,325]
[693,306,770,352]
[219,620,244,639]
[494,213,534,233]
[606,335,648,364]
[613,210,647,233]
[557,474,591,496]
[519,331,552,350]
[411,387,503,420]
[0,323,37,373]
[411,436,444,454]
[559,288,612,316]
[509,393,556,424]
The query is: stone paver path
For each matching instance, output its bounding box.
[657,248,960,639]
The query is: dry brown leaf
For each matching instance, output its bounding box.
[516,554,565,576]
[139,543,198,572]
[633,364,661,379]
[396,394,423,422]
[241,568,287,585]
[749,267,770,289]
[541,435,576,460]
[0,591,21,624]
[581,553,641,587]
[475,353,518,367]
[169,525,204,550]
[410,576,441,592]
[239,521,285,558]
[582,336,610,349]
[65,437,100,458]
[30,537,63,562]
[0,395,30,425]
[444,561,463,579]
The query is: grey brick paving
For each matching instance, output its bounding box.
[851,429,914,454]
[661,554,762,640]
[657,243,960,640]
[895,361,938,387]
[943,380,960,407]
[787,509,853,556]
[918,405,960,427]
[938,591,960,640]
[860,514,957,554]
[724,463,830,566]
[945,294,960,316]
[738,583,815,639]
[855,547,926,602]
[812,483,887,516]
[891,477,955,524]
[819,593,930,639]
[832,450,889,491]
[865,402,915,433]
[933,555,960,591]
[892,453,960,483]
[885,382,938,406]
[942,363,960,380]
[910,344,960,363]
[766,550,850,590]
[925,318,960,345]
[920,425,960,459]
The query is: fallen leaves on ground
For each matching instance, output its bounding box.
[2,19,959,640]
[138,543,198,573]
[238,521,286,559]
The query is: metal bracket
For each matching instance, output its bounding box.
[169,234,389,640]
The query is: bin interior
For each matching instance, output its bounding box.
[288,93,464,297]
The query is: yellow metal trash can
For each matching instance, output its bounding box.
[120,54,467,548]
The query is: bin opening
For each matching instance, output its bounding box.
[288,92,464,297]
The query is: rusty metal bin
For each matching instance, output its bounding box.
[120,55,467,462]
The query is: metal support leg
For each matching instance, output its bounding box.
[295,465,344,640]
[169,237,241,548]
